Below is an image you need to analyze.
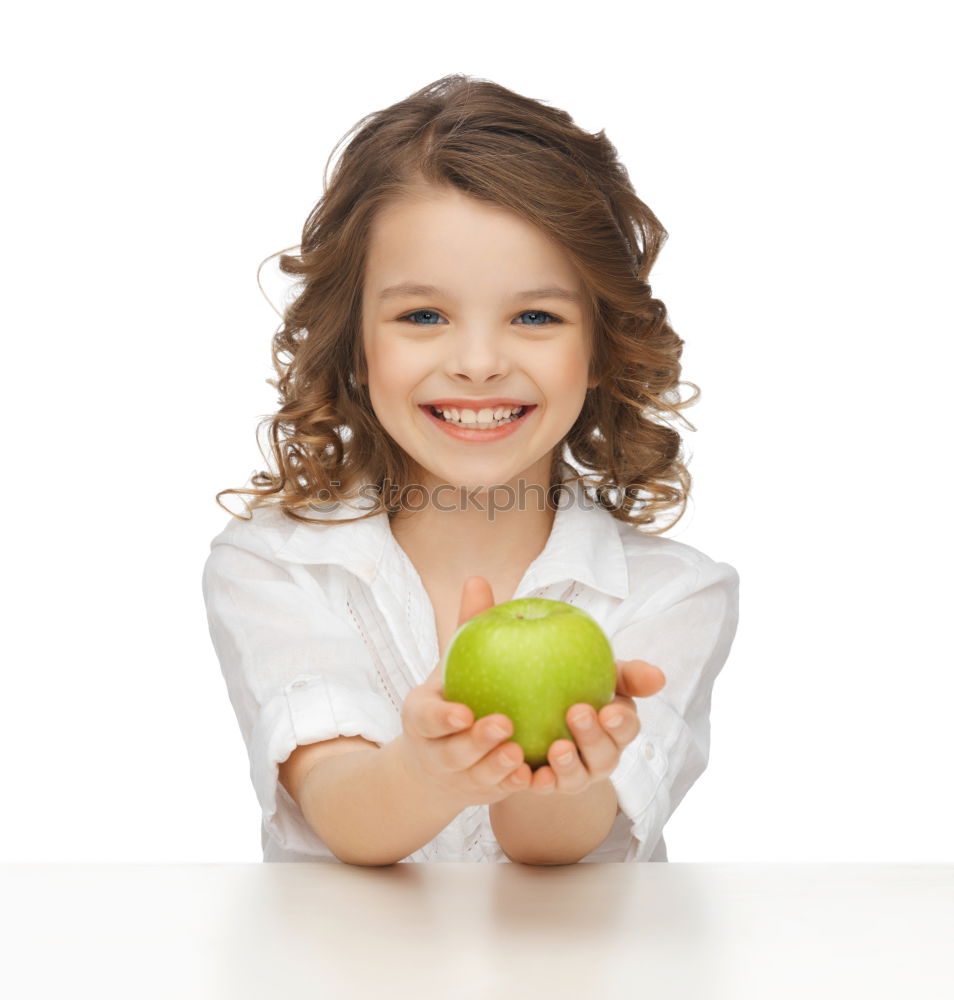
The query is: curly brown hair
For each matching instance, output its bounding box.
[216,73,700,534]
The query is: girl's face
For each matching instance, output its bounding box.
[360,183,597,494]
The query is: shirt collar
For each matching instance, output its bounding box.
[273,461,630,600]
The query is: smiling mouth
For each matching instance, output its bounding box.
[423,404,534,429]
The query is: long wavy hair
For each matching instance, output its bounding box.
[216,73,700,533]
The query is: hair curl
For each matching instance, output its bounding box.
[216,73,700,533]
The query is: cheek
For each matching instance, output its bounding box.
[364,337,426,403]
[538,343,593,394]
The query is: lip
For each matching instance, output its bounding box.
[421,397,534,409]
[419,403,536,442]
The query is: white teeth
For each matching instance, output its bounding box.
[432,405,524,427]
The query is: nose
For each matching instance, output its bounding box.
[444,325,510,385]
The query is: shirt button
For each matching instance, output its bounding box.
[644,743,655,760]
[290,679,308,690]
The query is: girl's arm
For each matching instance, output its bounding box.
[291,734,468,866]
[488,658,664,864]
[293,662,540,864]
[490,779,620,865]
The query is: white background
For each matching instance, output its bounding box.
[2,0,950,863]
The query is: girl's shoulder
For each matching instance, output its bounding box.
[208,498,386,574]
[209,502,323,559]
[612,519,740,601]
[616,522,727,566]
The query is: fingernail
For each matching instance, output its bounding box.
[449,715,467,730]
[606,715,623,728]
[488,724,508,740]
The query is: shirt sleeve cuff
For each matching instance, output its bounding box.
[609,700,696,862]
[250,673,402,856]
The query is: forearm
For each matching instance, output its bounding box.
[489,778,619,865]
[298,735,465,866]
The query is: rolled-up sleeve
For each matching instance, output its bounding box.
[606,555,740,861]
[201,532,401,857]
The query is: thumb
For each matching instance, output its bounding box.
[616,660,667,698]
[426,577,495,690]
[458,575,495,628]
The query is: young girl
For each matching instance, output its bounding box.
[202,74,740,866]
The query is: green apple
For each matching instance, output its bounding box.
[442,597,618,769]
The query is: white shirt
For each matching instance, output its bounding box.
[201,462,740,864]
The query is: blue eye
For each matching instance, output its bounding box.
[516,310,559,326]
[401,309,444,325]
[398,309,560,326]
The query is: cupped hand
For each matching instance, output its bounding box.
[523,656,665,796]
[397,577,534,809]
[447,575,668,799]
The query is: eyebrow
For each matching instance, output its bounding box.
[377,282,582,304]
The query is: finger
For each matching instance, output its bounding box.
[437,713,516,772]
[527,762,557,793]
[548,738,589,795]
[616,660,667,698]
[502,761,533,791]
[458,575,495,628]
[443,702,475,734]
[567,703,623,775]
[467,738,527,789]
[597,699,642,748]
[407,686,473,740]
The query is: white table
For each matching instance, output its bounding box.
[2,863,952,999]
